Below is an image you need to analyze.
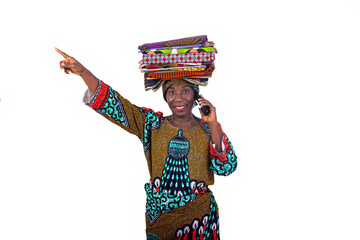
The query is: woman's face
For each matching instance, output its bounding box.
[166,84,195,118]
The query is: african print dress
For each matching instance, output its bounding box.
[84,80,238,240]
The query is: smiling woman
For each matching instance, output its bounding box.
[56,43,237,239]
[164,81,201,128]
[166,85,195,115]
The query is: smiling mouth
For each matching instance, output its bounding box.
[175,105,186,111]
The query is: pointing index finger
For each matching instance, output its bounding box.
[55,47,71,59]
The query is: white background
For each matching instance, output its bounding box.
[1,0,360,239]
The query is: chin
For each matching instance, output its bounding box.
[171,106,192,117]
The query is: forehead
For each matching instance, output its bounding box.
[167,84,193,90]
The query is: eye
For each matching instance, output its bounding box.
[183,89,190,94]
[168,91,174,95]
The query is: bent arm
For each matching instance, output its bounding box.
[209,124,238,176]
[208,122,223,152]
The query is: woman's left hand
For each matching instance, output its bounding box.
[198,95,222,152]
[198,95,217,125]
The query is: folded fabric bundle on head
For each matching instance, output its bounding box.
[138,35,209,52]
[138,35,217,91]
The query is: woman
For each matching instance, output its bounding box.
[56,47,237,240]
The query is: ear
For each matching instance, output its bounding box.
[163,90,168,102]
[194,91,201,101]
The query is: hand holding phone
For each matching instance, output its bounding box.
[195,93,211,116]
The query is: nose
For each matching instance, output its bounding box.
[174,91,185,102]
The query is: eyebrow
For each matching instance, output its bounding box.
[168,85,192,90]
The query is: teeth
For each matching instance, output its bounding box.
[176,106,185,109]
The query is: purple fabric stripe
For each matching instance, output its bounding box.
[138,35,208,50]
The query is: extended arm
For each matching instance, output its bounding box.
[55,48,163,147]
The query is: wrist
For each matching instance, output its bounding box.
[79,68,90,77]
[207,121,219,129]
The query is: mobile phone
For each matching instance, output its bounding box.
[195,93,210,116]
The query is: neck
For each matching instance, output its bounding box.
[168,114,198,128]
[172,114,195,123]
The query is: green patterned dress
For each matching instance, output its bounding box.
[84,80,237,240]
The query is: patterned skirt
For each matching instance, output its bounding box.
[145,190,220,240]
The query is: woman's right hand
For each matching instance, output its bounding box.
[55,47,86,75]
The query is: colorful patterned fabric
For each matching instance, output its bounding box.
[139,35,208,51]
[142,52,215,64]
[84,81,238,239]
[140,63,206,70]
[142,66,206,73]
[138,35,217,92]
[175,67,205,72]
[145,64,215,80]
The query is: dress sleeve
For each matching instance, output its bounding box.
[83,80,163,147]
[209,123,238,176]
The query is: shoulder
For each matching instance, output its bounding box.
[141,107,165,119]
[197,118,211,134]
